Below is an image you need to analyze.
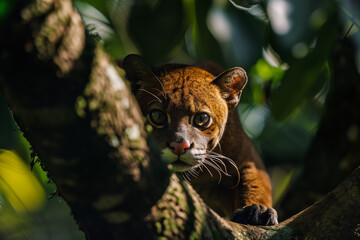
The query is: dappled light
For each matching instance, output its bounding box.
[268,0,292,35]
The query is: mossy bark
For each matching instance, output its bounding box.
[0,0,360,239]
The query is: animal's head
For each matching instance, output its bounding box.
[123,54,247,173]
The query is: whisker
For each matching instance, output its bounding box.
[230,166,241,189]
[197,164,204,172]
[182,172,191,182]
[150,71,166,95]
[150,87,168,102]
[206,157,226,173]
[138,88,162,103]
[191,167,200,176]
[206,151,241,188]
[185,172,192,182]
[206,156,228,173]
[204,159,230,177]
[207,153,229,166]
[187,169,199,178]
[214,158,229,173]
[217,142,222,154]
[151,88,165,95]
[203,160,222,184]
[207,151,238,171]
[201,162,213,177]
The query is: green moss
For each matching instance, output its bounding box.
[155,222,162,234]
[128,153,147,165]
[169,220,178,231]
[177,196,188,211]
[88,99,99,111]
[75,96,87,117]
[96,126,105,135]
[129,139,142,149]
[189,231,199,240]
[268,226,293,240]
[353,223,360,238]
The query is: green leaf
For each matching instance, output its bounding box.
[258,114,315,164]
[0,0,16,26]
[0,149,45,213]
[270,5,338,121]
[189,0,224,63]
[103,33,126,59]
[272,167,297,207]
[128,0,187,63]
[248,59,285,104]
[270,63,327,121]
[341,0,360,29]
[229,0,262,8]
[74,0,110,19]
[251,59,285,82]
[228,0,268,24]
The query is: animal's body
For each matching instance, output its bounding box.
[123,55,278,225]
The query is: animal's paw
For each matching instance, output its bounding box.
[230,204,278,226]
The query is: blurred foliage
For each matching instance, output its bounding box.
[0,149,45,212]
[0,196,85,240]
[1,0,360,238]
[128,0,187,62]
[270,2,337,120]
[189,0,225,64]
[0,0,16,26]
[0,96,78,239]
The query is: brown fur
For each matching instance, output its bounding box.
[123,55,272,217]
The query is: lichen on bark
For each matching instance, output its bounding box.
[21,0,85,76]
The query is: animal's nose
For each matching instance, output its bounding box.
[169,141,192,155]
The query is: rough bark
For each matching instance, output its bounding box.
[0,0,360,239]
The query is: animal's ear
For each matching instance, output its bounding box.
[122,54,153,92]
[212,67,248,109]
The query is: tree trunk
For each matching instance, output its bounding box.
[1,0,360,239]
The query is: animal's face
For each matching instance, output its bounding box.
[123,55,247,173]
[139,66,228,172]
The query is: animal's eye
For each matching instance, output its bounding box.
[148,109,168,128]
[193,113,211,129]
